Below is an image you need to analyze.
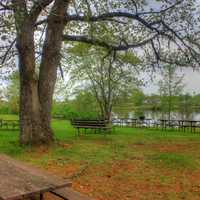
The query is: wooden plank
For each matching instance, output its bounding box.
[0,155,71,200]
[51,187,93,200]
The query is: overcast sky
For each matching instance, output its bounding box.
[134,0,200,95]
[141,67,200,95]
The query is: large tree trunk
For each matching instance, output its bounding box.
[13,0,69,145]
[19,78,51,145]
[39,0,68,138]
[16,23,49,145]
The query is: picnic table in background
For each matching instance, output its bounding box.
[71,119,113,135]
[0,119,19,130]
[0,154,92,200]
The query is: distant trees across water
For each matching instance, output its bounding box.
[49,92,200,120]
[0,86,200,120]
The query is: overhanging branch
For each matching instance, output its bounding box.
[67,1,181,22]
[62,34,158,51]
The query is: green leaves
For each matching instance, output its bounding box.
[68,43,141,66]
[67,43,92,57]
[117,51,141,65]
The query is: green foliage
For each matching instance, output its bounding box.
[70,90,100,119]
[158,65,185,120]
[67,43,93,57]
[113,87,144,118]
[117,88,145,118]
[132,88,145,107]
[52,102,78,119]
[5,71,19,114]
[177,94,193,119]
[0,101,10,114]
[117,51,141,65]
[52,90,100,120]
[67,42,141,119]
[87,21,120,45]
[144,95,161,111]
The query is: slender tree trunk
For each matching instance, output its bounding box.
[103,102,112,122]
[105,109,112,122]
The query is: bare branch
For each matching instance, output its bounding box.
[137,1,182,15]
[1,38,16,65]
[67,1,181,22]
[0,2,13,11]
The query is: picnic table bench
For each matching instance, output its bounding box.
[0,154,92,200]
[71,119,112,135]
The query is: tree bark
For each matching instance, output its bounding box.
[13,0,69,145]
[16,21,47,145]
[39,0,68,139]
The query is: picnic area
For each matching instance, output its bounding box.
[0,115,200,200]
[0,1,200,200]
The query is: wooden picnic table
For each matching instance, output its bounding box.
[0,154,71,200]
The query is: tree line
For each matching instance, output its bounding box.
[2,75,200,121]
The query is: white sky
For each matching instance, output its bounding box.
[141,67,200,95]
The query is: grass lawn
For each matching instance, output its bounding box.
[1,115,200,199]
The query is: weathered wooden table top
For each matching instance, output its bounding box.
[0,154,71,200]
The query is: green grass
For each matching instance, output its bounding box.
[0,115,200,168]
[2,115,200,199]
[0,115,200,166]
[0,114,18,120]
[150,153,198,169]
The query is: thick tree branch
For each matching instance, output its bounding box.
[67,1,181,22]
[12,0,27,14]
[35,1,181,32]
[62,34,158,51]
[29,0,53,22]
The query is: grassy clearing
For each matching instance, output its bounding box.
[150,153,199,169]
[1,115,200,199]
[0,114,19,120]
[1,116,200,165]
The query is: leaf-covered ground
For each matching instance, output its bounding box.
[1,115,200,200]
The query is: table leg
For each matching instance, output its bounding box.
[24,194,41,200]
[40,193,43,200]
